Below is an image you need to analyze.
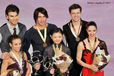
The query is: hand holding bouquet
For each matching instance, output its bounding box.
[52,54,73,69]
[93,47,111,70]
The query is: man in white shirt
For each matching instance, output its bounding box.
[0,4,27,70]
[0,4,26,53]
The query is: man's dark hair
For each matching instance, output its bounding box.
[33,7,48,23]
[5,4,19,15]
[69,4,82,13]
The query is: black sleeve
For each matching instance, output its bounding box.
[66,48,71,56]
[63,26,69,46]
[103,41,109,55]
[43,48,49,58]
[21,31,31,60]
[100,41,109,55]
[21,25,27,41]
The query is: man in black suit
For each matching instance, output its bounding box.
[63,4,88,76]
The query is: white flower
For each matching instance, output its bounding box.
[95,47,102,55]
[98,62,104,66]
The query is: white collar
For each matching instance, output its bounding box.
[7,22,18,29]
[7,22,19,34]
[68,23,77,38]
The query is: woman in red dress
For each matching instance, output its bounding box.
[77,21,109,76]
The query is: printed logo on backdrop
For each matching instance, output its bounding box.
[87,1,111,5]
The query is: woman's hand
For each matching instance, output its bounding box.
[90,64,98,72]
[50,68,55,74]
[33,63,41,70]
[60,68,67,73]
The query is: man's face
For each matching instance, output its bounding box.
[70,8,81,22]
[36,12,47,26]
[6,11,18,26]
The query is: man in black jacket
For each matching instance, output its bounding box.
[63,4,88,76]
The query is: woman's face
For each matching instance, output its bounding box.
[50,32,63,45]
[87,25,97,38]
[10,38,21,52]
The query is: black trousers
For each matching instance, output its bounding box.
[69,62,82,76]
[69,67,82,76]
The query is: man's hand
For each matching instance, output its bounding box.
[1,52,10,60]
[33,63,41,70]
[60,68,68,73]
[50,68,55,74]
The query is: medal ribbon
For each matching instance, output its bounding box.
[71,21,81,38]
[88,38,97,53]
[11,51,22,70]
[36,26,47,43]
[52,44,72,61]
[52,44,62,56]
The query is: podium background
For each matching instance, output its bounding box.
[0,0,114,75]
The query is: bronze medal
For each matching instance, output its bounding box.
[43,43,47,47]
[76,37,80,41]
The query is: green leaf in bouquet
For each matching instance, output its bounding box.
[59,72,64,76]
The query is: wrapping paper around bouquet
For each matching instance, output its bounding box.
[52,46,73,69]
[52,54,73,69]
[55,61,72,69]
[93,47,111,70]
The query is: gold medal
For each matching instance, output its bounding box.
[43,42,47,47]
[76,37,80,41]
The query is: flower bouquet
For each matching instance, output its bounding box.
[93,47,111,70]
[52,54,73,69]
[0,69,21,76]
